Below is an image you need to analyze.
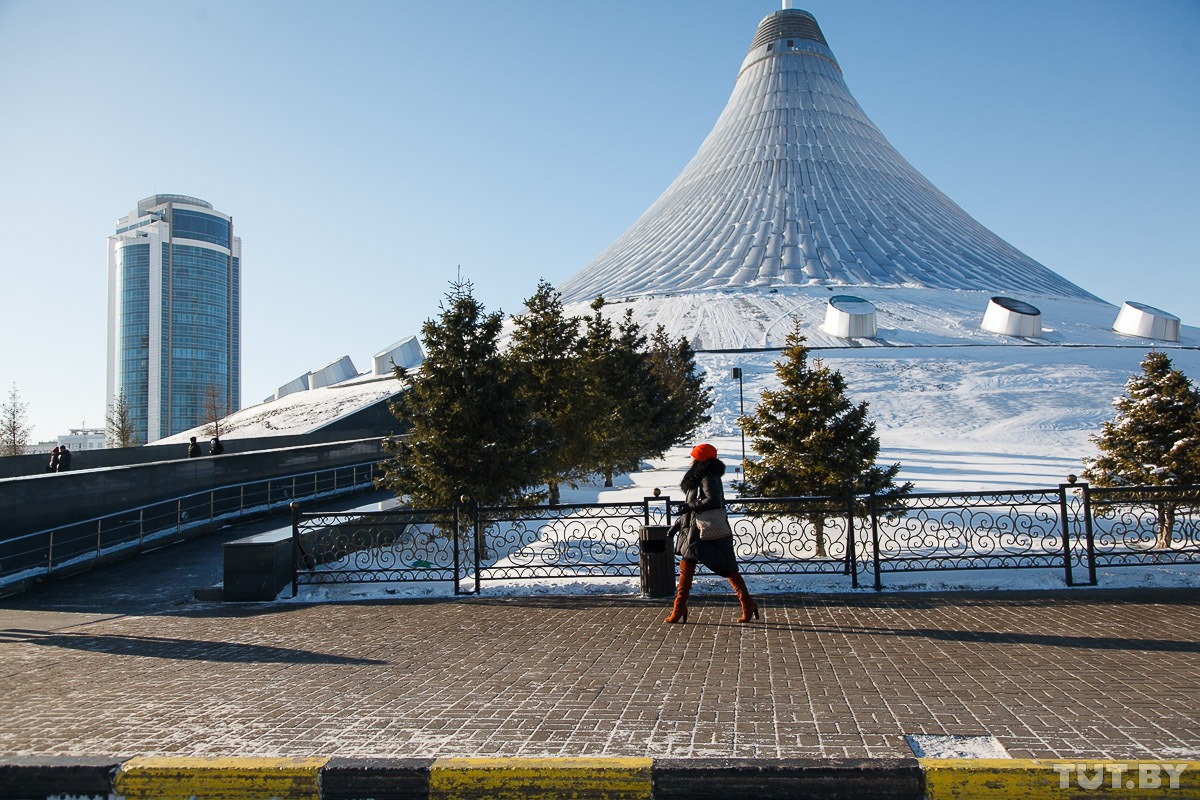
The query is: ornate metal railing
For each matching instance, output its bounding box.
[291,482,1200,594]
[1081,484,1200,573]
[869,488,1070,590]
[724,496,859,583]
[293,505,464,592]
[471,499,671,591]
[293,498,673,595]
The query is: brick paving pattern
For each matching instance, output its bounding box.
[2,522,1198,763]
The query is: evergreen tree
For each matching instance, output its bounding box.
[643,325,712,456]
[106,390,142,448]
[612,308,669,463]
[1,383,32,457]
[379,279,537,510]
[736,323,911,555]
[574,300,654,486]
[506,280,590,505]
[576,298,635,487]
[1083,350,1200,547]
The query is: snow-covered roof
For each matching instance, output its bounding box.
[567,286,1197,351]
[158,372,404,445]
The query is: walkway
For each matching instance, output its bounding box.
[1,500,1197,796]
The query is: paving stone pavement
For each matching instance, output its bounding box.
[1,508,1198,762]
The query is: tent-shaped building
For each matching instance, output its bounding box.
[558,5,1130,350]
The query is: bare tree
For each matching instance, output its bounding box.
[1,383,32,457]
[106,390,141,448]
[202,384,228,438]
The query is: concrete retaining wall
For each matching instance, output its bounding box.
[0,438,386,541]
[0,427,392,480]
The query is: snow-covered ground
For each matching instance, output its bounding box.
[156,282,1198,602]
[289,343,1200,603]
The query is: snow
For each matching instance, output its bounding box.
[287,427,1200,605]
[145,281,1199,602]
[154,373,403,445]
[570,285,1199,351]
[905,734,1011,759]
[158,286,1200,455]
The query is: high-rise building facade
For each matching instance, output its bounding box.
[107,194,241,443]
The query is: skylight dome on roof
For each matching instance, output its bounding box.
[1112,301,1180,342]
[981,296,1042,338]
[822,295,877,338]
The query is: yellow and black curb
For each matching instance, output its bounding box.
[1,756,1198,799]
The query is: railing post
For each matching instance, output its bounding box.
[453,503,462,596]
[47,531,53,574]
[291,501,301,598]
[177,499,182,535]
[139,508,145,546]
[1081,482,1098,585]
[96,519,103,559]
[1059,484,1075,586]
[846,491,858,588]
[870,493,883,591]
[473,501,483,596]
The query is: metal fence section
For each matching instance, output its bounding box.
[293,505,464,594]
[726,496,859,585]
[869,487,1072,590]
[286,482,1200,596]
[1082,484,1200,572]
[0,461,381,594]
[471,499,671,592]
[292,498,674,595]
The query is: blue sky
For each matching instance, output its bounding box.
[1,0,1197,440]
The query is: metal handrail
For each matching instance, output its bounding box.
[0,460,382,594]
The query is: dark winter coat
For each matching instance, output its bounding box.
[56,447,71,471]
[675,458,738,577]
[187,440,201,458]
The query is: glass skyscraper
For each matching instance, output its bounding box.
[107,195,241,443]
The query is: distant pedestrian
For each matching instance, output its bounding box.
[47,447,60,473]
[187,436,201,458]
[56,445,72,472]
[208,436,224,456]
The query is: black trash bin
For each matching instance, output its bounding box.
[639,525,676,598]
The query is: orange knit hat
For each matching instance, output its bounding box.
[690,443,718,462]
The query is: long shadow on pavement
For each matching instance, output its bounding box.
[0,627,388,664]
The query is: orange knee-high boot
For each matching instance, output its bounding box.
[728,573,759,622]
[665,560,696,624]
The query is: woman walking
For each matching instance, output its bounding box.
[666,443,759,624]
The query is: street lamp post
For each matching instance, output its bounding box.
[731,367,745,465]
